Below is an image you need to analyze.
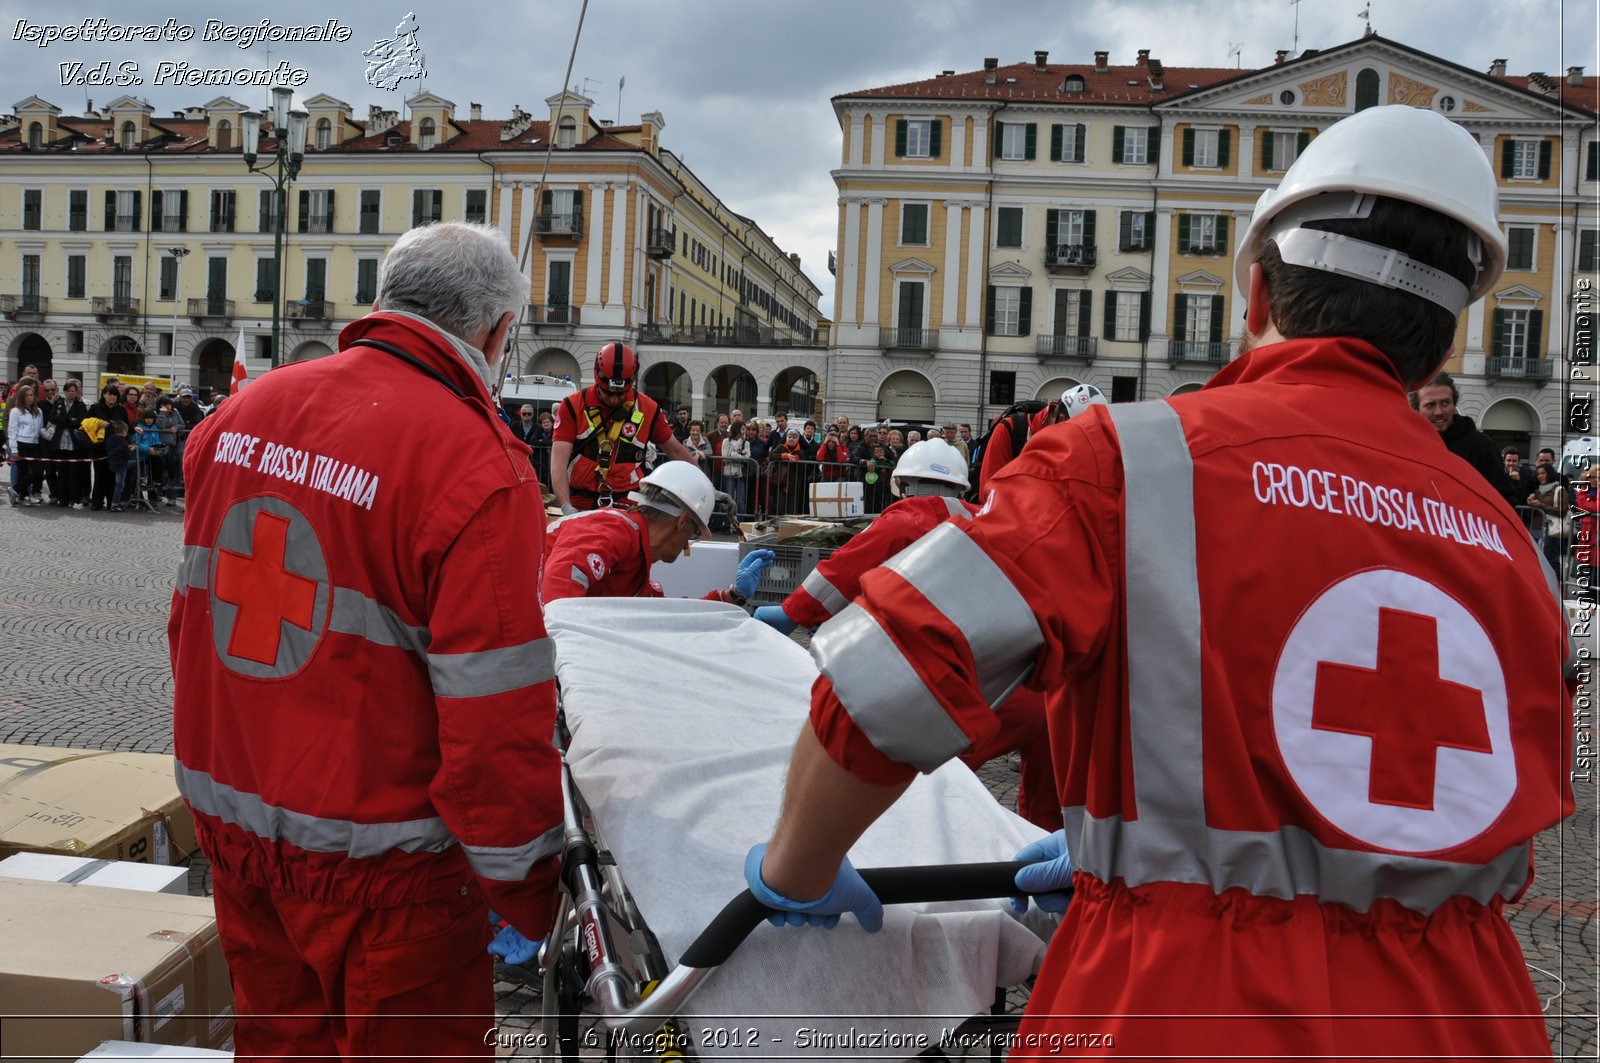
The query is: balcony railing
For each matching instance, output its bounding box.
[288,299,332,325]
[157,216,185,232]
[1,294,47,320]
[1487,355,1554,381]
[645,226,675,257]
[93,295,140,320]
[188,298,234,322]
[534,212,584,238]
[210,215,235,233]
[1168,339,1231,364]
[637,322,818,348]
[878,326,935,352]
[526,303,581,328]
[110,214,140,232]
[303,213,332,234]
[1035,334,1098,360]
[1045,244,1098,269]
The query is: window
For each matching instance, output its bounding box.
[152,190,188,232]
[996,206,1024,248]
[985,284,1031,337]
[419,117,435,150]
[546,260,572,322]
[305,258,326,301]
[1262,130,1307,172]
[111,255,132,305]
[1355,69,1380,111]
[258,189,279,233]
[104,189,141,232]
[1063,75,1085,93]
[1051,123,1086,163]
[1503,139,1550,181]
[21,254,40,304]
[210,190,236,232]
[27,121,41,149]
[543,188,581,233]
[66,255,85,299]
[900,202,929,245]
[895,280,926,340]
[987,370,1017,407]
[356,259,379,305]
[257,335,274,362]
[1046,208,1096,264]
[465,189,488,224]
[1176,293,1222,346]
[995,121,1036,161]
[1103,290,1150,342]
[255,258,276,301]
[1492,307,1543,360]
[1178,213,1229,255]
[1119,210,1153,252]
[1580,230,1598,272]
[1188,128,1223,168]
[359,189,381,234]
[1506,226,1536,270]
[68,190,87,231]
[315,118,331,151]
[298,189,333,234]
[1114,126,1151,165]
[66,330,83,353]
[216,120,231,150]
[21,189,40,230]
[1438,95,1456,113]
[895,119,939,159]
[120,121,136,150]
[411,189,443,227]
[1588,142,1599,182]
[1052,288,1090,337]
[1279,90,1297,106]
[206,257,227,308]
[159,256,177,301]
[557,117,577,149]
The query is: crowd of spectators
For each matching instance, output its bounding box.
[2,363,217,513]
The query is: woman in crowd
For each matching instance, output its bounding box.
[531,409,554,490]
[814,429,850,481]
[768,428,807,516]
[720,420,753,517]
[87,382,130,511]
[1526,462,1568,578]
[6,383,44,506]
[685,419,715,470]
[885,428,906,462]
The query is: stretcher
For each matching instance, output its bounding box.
[539,597,1058,1059]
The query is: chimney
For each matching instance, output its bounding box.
[1275,50,1290,65]
[1136,49,1150,66]
[469,102,482,121]
[941,69,955,77]
[1488,58,1507,78]
[1034,50,1049,72]
[1528,72,1557,97]
[1094,50,1109,72]
[368,105,399,135]
[639,110,664,154]
[788,252,802,269]
[1147,58,1165,91]
[1569,66,1585,87]
[983,56,999,85]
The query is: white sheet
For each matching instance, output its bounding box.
[546,597,1053,1059]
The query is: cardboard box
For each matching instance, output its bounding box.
[0,879,235,1060]
[0,853,189,895]
[0,745,197,865]
[809,481,865,519]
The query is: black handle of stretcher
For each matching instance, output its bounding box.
[679,860,1056,969]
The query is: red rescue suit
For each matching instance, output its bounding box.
[809,337,1574,1057]
[171,311,562,1059]
[976,403,1057,495]
[542,507,735,603]
[780,493,1059,829]
[551,385,675,508]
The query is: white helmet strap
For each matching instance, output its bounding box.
[1266,193,1472,315]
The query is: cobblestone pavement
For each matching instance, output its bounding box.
[0,499,1594,1057]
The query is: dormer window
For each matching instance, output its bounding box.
[27,122,41,149]
[120,121,136,149]
[419,117,435,150]
[1063,75,1085,93]
[316,118,331,151]
[557,117,577,149]
[216,120,232,150]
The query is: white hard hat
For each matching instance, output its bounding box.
[633,461,717,535]
[1235,106,1506,314]
[890,439,970,497]
[1060,384,1108,420]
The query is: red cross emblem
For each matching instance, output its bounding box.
[213,511,320,665]
[1312,608,1492,810]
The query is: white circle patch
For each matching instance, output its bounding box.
[586,552,607,581]
[1272,568,1513,854]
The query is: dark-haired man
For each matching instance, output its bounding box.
[749,106,1573,1059]
[1411,371,1519,509]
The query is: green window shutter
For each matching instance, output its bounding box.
[131,191,141,231]
[1145,211,1156,242]
[1538,140,1552,180]
[895,119,907,157]
[1082,209,1096,248]
[325,190,334,231]
[1261,133,1274,171]
[1119,211,1132,251]
[1053,288,1071,333]
[104,190,115,231]
[151,190,164,230]
[1209,297,1224,344]
[298,189,309,233]
[1501,140,1515,178]
[411,189,424,226]
[1139,291,1151,340]
[178,190,190,231]
[1178,213,1191,253]
[1528,309,1543,355]
[1050,123,1063,162]
[1182,128,1195,167]
[1174,293,1188,337]
[992,121,1003,158]
[1024,123,1037,160]
[1078,290,1092,337]
[1018,287,1032,335]
[1218,129,1232,169]
[573,189,583,219]
[929,120,942,158]
[1113,125,1125,163]
[1491,309,1506,357]
[1150,130,1160,167]
[1103,292,1117,340]
[541,189,553,212]
[1589,141,1599,181]
[985,285,997,335]
[1045,209,1059,248]
[1216,215,1230,253]
[1074,125,1086,162]
[1297,131,1310,155]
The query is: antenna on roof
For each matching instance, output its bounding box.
[616,75,625,125]
[1227,42,1243,68]
[1357,1,1374,36]
[1289,0,1302,58]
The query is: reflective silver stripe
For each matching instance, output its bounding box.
[800,568,849,617]
[463,825,564,881]
[328,587,430,655]
[569,565,591,591]
[881,522,1043,709]
[176,545,209,594]
[176,760,456,859]
[1064,806,1532,913]
[428,637,556,698]
[813,603,970,772]
[940,495,973,521]
[1108,402,1205,820]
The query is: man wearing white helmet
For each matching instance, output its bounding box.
[974,383,1107,494]
[748,106,1572,1058]
[753,440,1058,828]
[542,460,773,602]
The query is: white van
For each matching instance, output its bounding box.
[497,374,577,419]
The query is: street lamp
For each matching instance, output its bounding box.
[166,246,189,387]
[241,86,307,369]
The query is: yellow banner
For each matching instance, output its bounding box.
[97,373,173,394]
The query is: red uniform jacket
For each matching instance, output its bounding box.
[976,404,1056,495]
[170,312,563,936]
[551,386,674,500]
[808,337,1575,1057]
[542,507,734,603]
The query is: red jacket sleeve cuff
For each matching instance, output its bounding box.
[782,587,832,629]
[809,677,918,787]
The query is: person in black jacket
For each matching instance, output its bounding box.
[1411,372,1518,509]
[86,382,130,511]
[44,379,90,507]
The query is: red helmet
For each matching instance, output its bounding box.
[594,342,639,394]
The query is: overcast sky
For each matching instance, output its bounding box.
[2,0,1594,317]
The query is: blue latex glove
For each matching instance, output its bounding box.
[743,842,884,932]
[753,604,797,634]
[1011,830,1074,914]
[487,921,542,966]
[734,549,775,599]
